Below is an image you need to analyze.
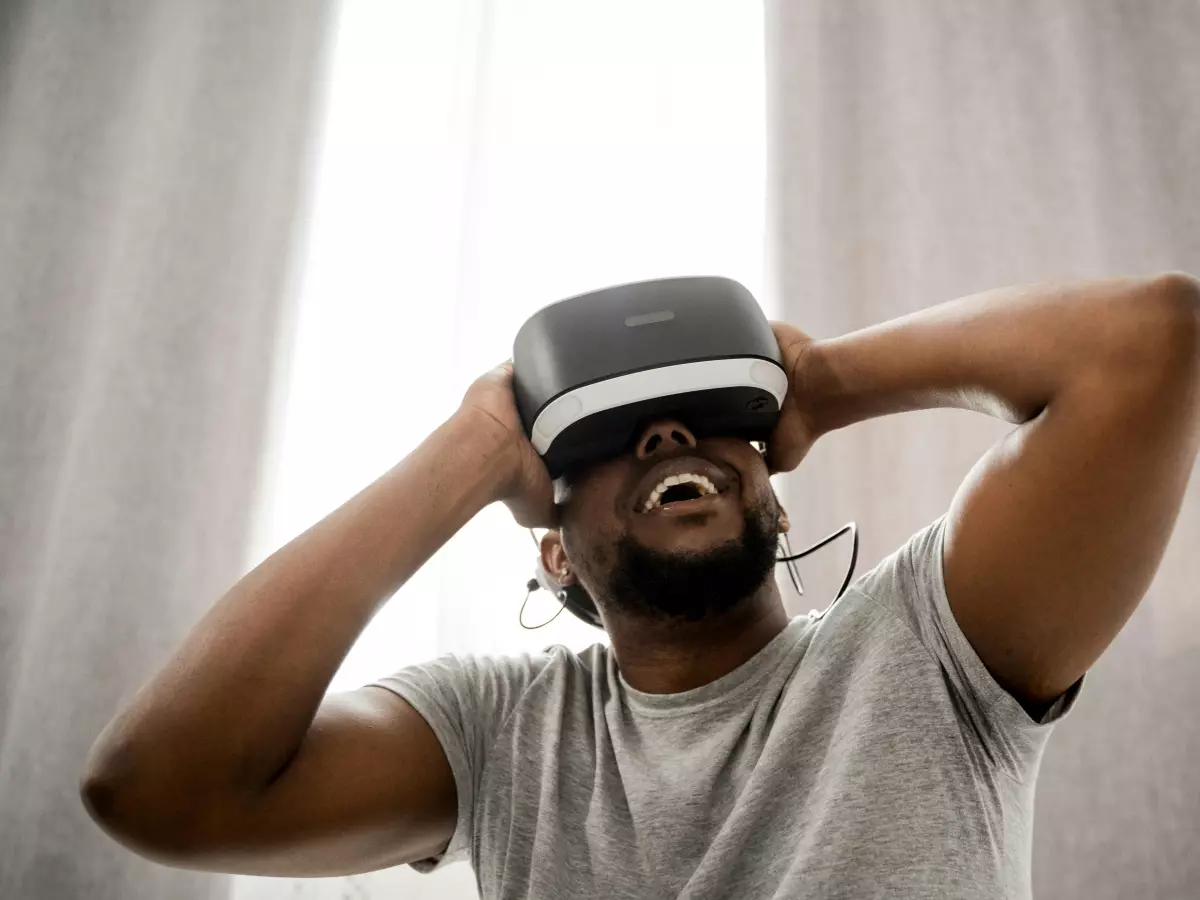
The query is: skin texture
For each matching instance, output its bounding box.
[79,272,1200,878]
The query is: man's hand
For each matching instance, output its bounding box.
[766,322,824,475]
[460,362,557,529]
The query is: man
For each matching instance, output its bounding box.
[82,274,1200,898]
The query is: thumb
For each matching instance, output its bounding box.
[479,359,514,389]
[766,410,807,475]
[505,489,559,530]
[504,448,558,529]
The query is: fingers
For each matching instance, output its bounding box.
[765,443,785,476]
[507,494,559,530]
[766,412,806,475]
[526,466,559,528]
[466,361,516,403]
[503,445,558,528]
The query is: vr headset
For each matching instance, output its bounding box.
[511,275,790,629]
[513,276,787,479]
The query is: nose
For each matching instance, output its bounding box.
[634,419,697,460]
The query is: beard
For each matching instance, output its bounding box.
[601,503,780,623]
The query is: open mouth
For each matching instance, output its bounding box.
[632,457,732,514]
[642,474,718,512]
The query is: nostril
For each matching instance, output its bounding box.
[670,430,688,445]
[645,435,661,453]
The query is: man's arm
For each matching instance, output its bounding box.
[787,272,1200,717]
[80,365,554,875]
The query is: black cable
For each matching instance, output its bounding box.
[519,577,568,630]
[777,531,805,596]
[777,522,859,600]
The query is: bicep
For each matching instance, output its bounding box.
[944,314,1200,709]
[183,687,458,877]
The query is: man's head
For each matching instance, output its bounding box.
[538,418,789,626]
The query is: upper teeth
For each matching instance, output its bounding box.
[643,473,718,511]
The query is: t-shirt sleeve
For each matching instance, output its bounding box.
[367,649,556,873]
[853,513,1086,780]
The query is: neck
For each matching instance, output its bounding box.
[604,579,790,694]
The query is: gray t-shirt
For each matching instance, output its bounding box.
[371,514,1084,899]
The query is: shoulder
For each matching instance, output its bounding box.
[512,640,610,702]
[470,641,611,761]
[465,639,612,713]
[838,515,949,641]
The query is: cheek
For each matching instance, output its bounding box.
[561,521,615,595]
[563,494,621,556]
[591,543,612,569]
[567,464,628,525]
[561,481,624,573]
[749,480,781,526]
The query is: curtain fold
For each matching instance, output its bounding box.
[766,2,1200,896]
[0,2,336,898]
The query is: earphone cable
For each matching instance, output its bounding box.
[777,531,805,596]
[777,522,859,600]
[519,576,568,630]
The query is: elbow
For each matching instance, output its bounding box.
[1149,272,1200,363]
[1119,272,1200,379]
[78,764,161,858]
[79,755,209,865]
[79,766,145,853]
[79,768,137,845]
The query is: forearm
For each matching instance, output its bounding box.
[84,409,509,808]
[800,273,1199,434]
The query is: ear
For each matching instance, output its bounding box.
[773,492,790,534]
[539,530,575,586]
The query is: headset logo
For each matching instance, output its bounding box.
[624,310,675,327]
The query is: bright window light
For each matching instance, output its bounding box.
[246,0,767,693]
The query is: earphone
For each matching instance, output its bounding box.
[521,552,605,630]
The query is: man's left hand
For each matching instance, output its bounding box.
[766,321,823,475]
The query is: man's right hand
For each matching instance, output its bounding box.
[460,361,557,529]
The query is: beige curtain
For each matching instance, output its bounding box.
[766,1,1200,896]
[0,2,335,897]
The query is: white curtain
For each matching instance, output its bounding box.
[234,2,766,897]
[766,2,1200,897]
[0,2,335,898]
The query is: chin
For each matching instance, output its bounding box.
[637,521,744,557]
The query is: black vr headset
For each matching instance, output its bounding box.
[511,275,856,630]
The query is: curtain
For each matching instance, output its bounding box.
[233,2,765,897]
[766,1,1200,897]
[0,2,336,898]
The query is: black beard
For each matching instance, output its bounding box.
[602,505,779,623]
